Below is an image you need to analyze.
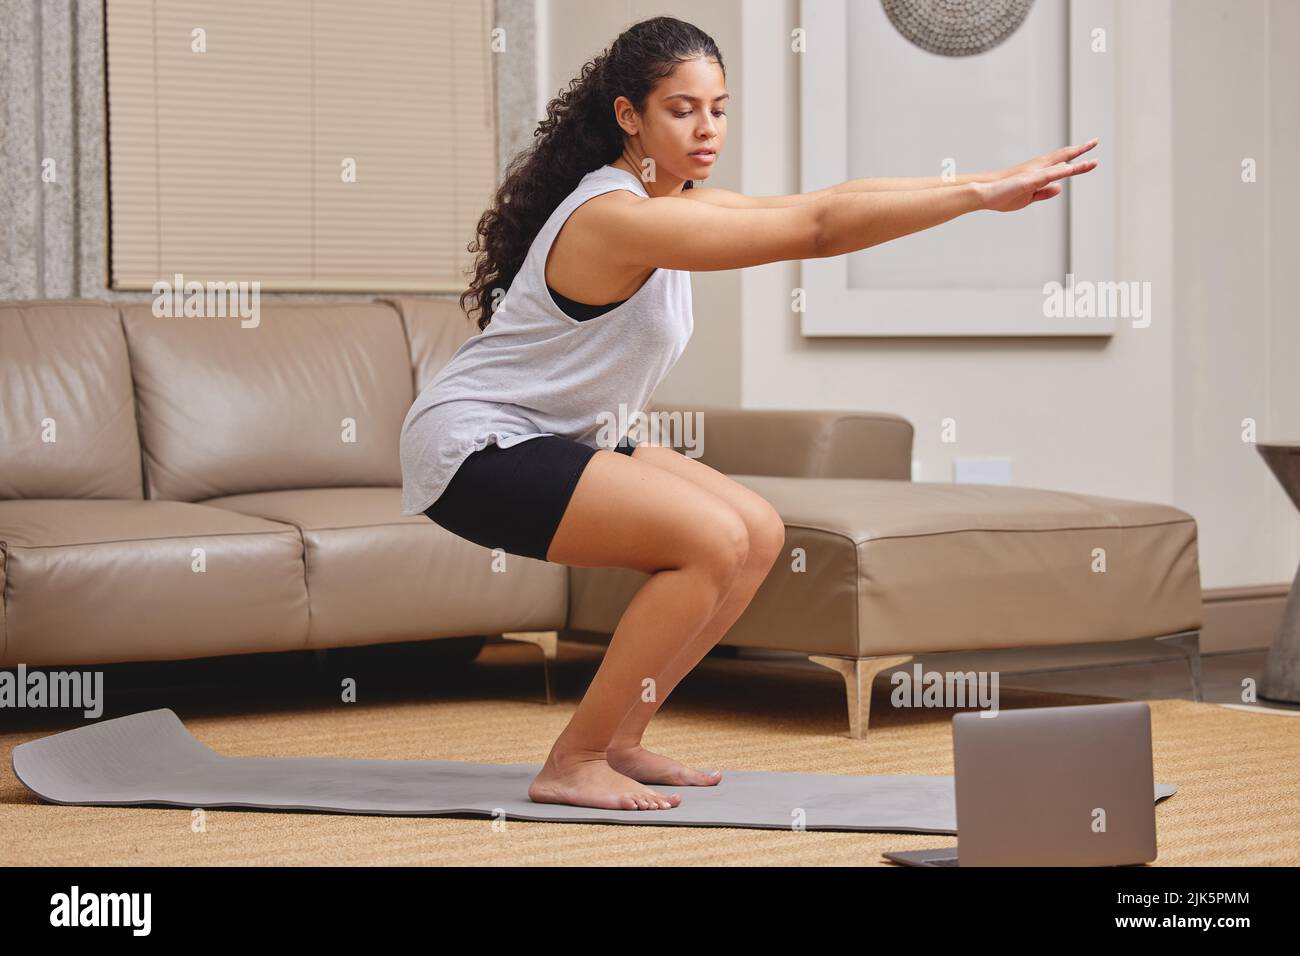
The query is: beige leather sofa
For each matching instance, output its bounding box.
[0,297,1204,736]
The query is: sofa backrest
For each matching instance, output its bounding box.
[0,299,144,500]
[120,299,413,501]
[380,295,477,393]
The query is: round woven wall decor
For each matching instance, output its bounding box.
[881,0,1036,57]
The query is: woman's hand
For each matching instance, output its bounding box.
[1000,138,1100,179]
[974,158,1098,212]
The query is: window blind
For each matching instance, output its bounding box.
[105,0,497,292]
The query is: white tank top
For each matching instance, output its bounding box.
[399,164,694,515]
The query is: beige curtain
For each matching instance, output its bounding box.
[105,0,497,292]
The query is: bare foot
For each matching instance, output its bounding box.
[607,744,723,787]
[528,749,681,810]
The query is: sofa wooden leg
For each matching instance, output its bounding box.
[809,654,914,739]
[1154,630,1203,702]
[501,631,559,704]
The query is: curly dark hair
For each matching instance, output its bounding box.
[460,16,724,332]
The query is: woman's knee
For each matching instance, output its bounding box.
[747,501,786,571]
[686,507,751,592]
[720,496,785,576]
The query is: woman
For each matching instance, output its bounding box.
[399,16,1097,812]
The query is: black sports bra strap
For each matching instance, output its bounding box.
[547,283,629,322]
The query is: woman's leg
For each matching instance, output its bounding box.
[527,449,753,811]
[602,445,786,785]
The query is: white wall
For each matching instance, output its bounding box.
[1268,0,1300,588]
[1171,0,1300,589]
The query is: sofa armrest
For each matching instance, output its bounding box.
[641,402,913,480]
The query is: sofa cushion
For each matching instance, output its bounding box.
[0,299,143,500]
[567,477,1203,657]
[201,487,567,649]
[119,300,412,501]
[0,499,309,667]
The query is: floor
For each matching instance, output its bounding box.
[1,639,1297,865]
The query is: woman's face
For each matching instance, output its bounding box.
[630,56,728,184]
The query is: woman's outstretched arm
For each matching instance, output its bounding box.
[594,159,1093,273]
[688,170,997,207]
[687,139,1100,208]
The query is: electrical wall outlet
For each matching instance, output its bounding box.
[953,457,1012,485]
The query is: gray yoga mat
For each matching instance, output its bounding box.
[12,708,1178,832]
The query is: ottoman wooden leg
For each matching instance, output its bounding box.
[809,654,915,739]
[501,631,559,704]
[1154,630,1203,702]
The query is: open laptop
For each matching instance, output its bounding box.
[883,701,1158,867]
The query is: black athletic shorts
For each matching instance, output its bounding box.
[422,435,637,562]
